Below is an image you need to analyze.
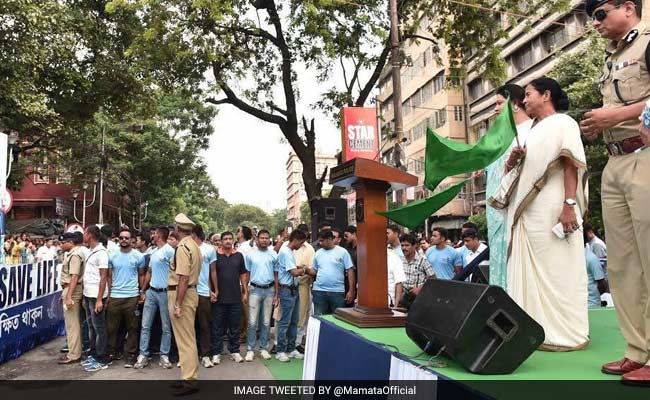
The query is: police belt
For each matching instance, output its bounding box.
[149,286,167,293]
[250,282,274,289]
[167,284,197,291]
[606,136,645,156]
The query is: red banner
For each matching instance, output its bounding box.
[340,107,379,162]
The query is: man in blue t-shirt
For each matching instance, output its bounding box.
[134,226,175,369]
[244,229,278,362]
[275,229,307,362]
[107,229,146,367]
[425,227,463,280]
[192,224,217,368]
[307,229,355,316]
[585,246,607,309]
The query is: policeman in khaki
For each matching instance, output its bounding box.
[582,0,650,384]
[167,213,202,395]
[58,232,85,364]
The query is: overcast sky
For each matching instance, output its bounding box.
[202,68,349,213]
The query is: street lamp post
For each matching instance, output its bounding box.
[72,180,97,228]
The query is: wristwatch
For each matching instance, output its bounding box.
[564,198,577,206]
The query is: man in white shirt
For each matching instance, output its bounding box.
[584,223,607,260]
[461,230,488,268]
[387,249,406,307]
[237,226,256,256]
[82,225,110,369]
[36,238,58,263]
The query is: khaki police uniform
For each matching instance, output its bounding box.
[600,21,650,366]
[167,214,202,381]
[61,246,85,361]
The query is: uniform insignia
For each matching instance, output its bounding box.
[625,29,639,44]
[615,60,639,70]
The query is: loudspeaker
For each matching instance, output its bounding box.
[406,279,544,374]
[310,198,348,233]
[470,264,489,284]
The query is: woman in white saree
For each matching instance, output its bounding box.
[504,77,589,351]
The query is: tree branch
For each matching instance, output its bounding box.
[205,97,231,106]
[213,23,280,47]
[355,40,391,106]
[402,34,437,44]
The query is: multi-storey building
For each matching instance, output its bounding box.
[377,17,470,234]
[286,151,338,226]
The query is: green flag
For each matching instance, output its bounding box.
[425,100,517,190]
[377,179,468,230]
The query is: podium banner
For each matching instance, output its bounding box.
[0,260,64,364]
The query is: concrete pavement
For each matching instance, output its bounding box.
[0,337,276,380]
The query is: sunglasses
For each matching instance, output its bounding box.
[118,236,131,240]
[592,4,622,22]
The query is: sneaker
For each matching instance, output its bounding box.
[231,353,243,363]
[201,356,213,368]
[84,360,108,372]
[60,344,69,353]
[176,361,180,368]
[276,352,290,362]
[260,350,272,360]
[159,355,173,369]
[114,353,124,361]
[245,351,254,362]
[124,356,137,368]
[296,344,305,354]
[211,355,221,365]
[270,345,277,354]
[288,350,304,360]
[80,356,96,367]
[133,355,149,369]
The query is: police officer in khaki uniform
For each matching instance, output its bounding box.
[58,232,85,364]
[582,0,650,384]
[168,213,202,395]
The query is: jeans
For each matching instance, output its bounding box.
[246,286,274,351]
[312,290,346,316]
[84,296,108,362]
[138,289,172,357]
[197,296,213,357]
[211,302,243,355]
[276,287,299,354]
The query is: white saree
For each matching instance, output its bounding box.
[506,113,589,351]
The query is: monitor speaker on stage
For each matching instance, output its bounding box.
[405,279,544,374]
[310,198,348,233]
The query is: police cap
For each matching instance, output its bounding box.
[585,0,611,17]
[174,213,195,230]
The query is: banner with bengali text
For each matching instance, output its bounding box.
[0,260,64,364]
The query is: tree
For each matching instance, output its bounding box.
[107,0,564,206]
[468,212,488,240]
[223,204,272,233]
[270,208,289,235]
[300,202,311,226]
[548,30,608,234]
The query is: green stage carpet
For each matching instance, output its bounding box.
[323,308,628,381]
[262,356,304,380]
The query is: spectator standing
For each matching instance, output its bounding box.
[193,224,218,368]
[426,228,463,280]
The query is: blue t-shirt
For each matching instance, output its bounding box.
[585,247,605,309]
[425,245,462,280]
[109,250,145,298]
[312,246,354,293]
[245,248,278,286]
[276,245,298,286]
[148,244,174,290]
[198,243,218,297]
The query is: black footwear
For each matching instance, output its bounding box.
[270,345,277,354]
[170,381,184,389]
[296,345,305,354]
[60,345,69,353]
[124,356,137,368]
[172,382,198,397]
[114,352,124,360]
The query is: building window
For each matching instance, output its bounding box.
[33,166,49,184]
[512,43,534,72]
[543,27,567,53]
[468,79,485,100]
[454,106,463,122]
[433,71,445,93]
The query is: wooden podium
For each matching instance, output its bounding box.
[330,158,418,327]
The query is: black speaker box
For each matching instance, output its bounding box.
[310,198,348,233]
[406,279,544,374]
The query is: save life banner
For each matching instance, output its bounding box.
[0,260,64,364]
[340,107,379,162]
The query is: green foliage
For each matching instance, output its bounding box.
[468,212,488,240]
[270,208,289,236]
[223,204,273,233]
[300,201,311,225]
[548,29,608,234]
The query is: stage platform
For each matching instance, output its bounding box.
[304,308,649,399]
